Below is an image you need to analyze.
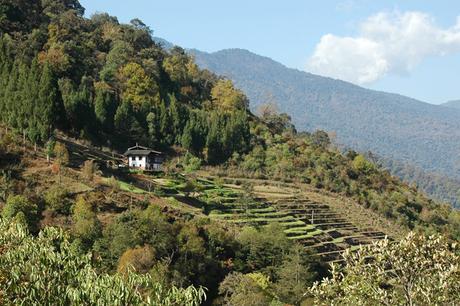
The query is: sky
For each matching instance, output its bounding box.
[79,0,460,104]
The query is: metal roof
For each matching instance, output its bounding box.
[124,144,163,156]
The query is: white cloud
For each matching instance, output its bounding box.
[307,11,460,84]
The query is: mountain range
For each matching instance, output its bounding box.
[189,48,460,182]
[441,100,460,110]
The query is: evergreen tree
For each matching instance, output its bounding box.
[114,100,133,135]
[168,94,182,144]
[206,113,223,164]
[4,60,19,128]
[94,87,117,131]
[181,120,194,152]
[37,63,59,141]
[26,59,40,145]
[159,99,173,146]
[146,111,159,146]
[15,62,29,134]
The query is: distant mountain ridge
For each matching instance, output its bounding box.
[441,100,460,109]
[189,48,460,180]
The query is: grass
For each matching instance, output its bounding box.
[208,212,235,219]
[331,237,346,244]
[288,229,324,240]
[101,177,147,194]
[119,180,146,194]
[147,173,390,263]
[248,207,277,213]
[59,176,93,194]
[284,225,316,234]
[280,220,306,227]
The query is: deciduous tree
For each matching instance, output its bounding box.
[310,232,460,305]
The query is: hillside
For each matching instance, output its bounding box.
[381,157,460,209]
[190,48,460,181]
[441,100,460,109]
[1,1,460,304]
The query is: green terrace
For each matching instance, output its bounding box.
[103,172,390,263]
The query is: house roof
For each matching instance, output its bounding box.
[124,144,163,156]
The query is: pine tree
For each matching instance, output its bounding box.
[94,87,116,131]
[181,120,193,152]
[16,62,29,137]
[114,100,133,134]
[206,113,223,164]
[26,59,40,146]
[146,112,158,146]
[4,61,19,129]
[0,59,11,122]
[168,93,187,144]
[37,64,58,141]
[159,100,173,146]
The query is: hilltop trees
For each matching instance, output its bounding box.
[118,62,158,110]
[211,79,248,110]
[0,4,252,162]
[2,2,460,304]
[0,52,59,145]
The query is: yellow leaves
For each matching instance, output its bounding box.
[162,51,196,84]
[73,196,95,221]
[101,22,122,43]
[211,79,248,111]
[53,142,69,166]
[117,245,156,275]
[93,80,113,92]
[38,43,71,73]
[186,59,200,81]
[118,62,157,110]
[352,154,374,173]
[247,272,271,290]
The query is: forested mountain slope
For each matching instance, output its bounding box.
[383,158,460,209]
[190,48,460,181]
[1,1,460,304]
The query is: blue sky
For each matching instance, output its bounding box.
[80,0,460,104]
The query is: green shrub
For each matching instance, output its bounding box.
[0,219,207,305]
[1,195,38,232]
[44,185,70,214]
[72,196,102,247]
[106,176,120,191]
[310,233,460,305]
[183,152,202,173]
[82,160,98,182]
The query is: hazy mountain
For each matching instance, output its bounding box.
[441,100,460,109]
[153,36,174,50]
[189,48,460,180]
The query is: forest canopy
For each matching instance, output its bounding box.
[1,1,460,305]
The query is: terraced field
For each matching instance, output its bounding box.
[122,172,396,263]
[196,178,392,263]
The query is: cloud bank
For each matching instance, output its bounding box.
[307,11,460,84]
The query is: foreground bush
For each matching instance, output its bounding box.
[310,232,460,305]
[0,219,206,305]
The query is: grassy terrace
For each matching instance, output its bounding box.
[106,171,391,263]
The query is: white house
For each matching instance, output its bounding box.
[124,144,164,171]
